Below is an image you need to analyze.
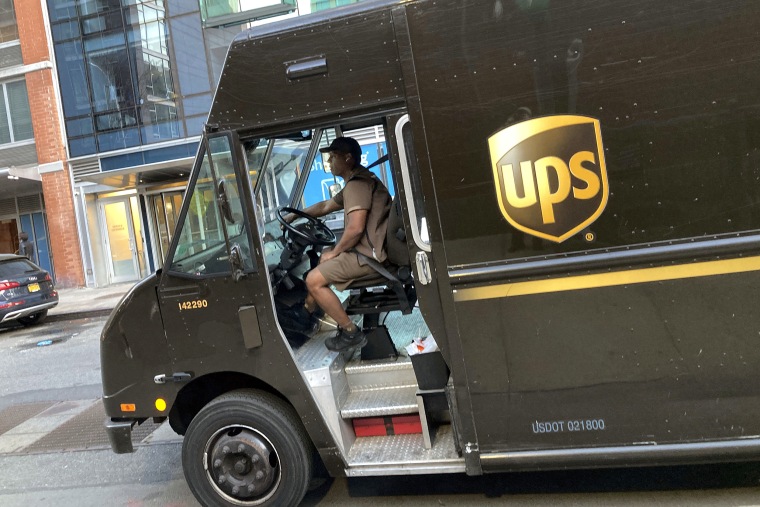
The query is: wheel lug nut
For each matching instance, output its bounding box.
[255,471,264,480]
[214,459,222,468]
[218,475,226,484]
[222,445,230,454]
[248,484,255,493]
[238,444,245,453]
[232,486,239,495]
[252,454,260,463]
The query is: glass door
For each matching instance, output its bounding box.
[100,198,140,283]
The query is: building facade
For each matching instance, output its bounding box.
[0,0,77,285]
[1,0,366,288]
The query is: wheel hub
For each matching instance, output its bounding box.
[206,428,278,502]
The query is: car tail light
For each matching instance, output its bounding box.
[0,300,23,309]
[0,280,20,291]
[44,273,52,282]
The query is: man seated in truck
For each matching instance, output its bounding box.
[286,137,392,352]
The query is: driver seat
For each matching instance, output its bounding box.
[343,197,417,359]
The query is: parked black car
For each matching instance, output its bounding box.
[0,254,58,326]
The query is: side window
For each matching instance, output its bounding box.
[300,126,396,209]
[256,136,312,222]
[301,128,338,208]
[244,137,267,190]
[169,136,253,275]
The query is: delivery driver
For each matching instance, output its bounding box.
[285,137,391,352]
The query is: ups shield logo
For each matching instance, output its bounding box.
[489,115,609,243]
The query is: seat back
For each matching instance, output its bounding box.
[384,196,410,268]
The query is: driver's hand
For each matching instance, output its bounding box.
[320,249,338,264]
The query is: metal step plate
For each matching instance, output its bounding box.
[344,355,417,390]
[346,424,464,475]
[340,385,419,418]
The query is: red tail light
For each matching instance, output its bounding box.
[44,273,52,282]
[0,280,20,291]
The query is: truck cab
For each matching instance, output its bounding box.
[102,1,760,506]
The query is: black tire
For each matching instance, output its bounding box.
[182,389,313,507]
[18,310,48,326]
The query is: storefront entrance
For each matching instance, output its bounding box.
[99,196,145,284]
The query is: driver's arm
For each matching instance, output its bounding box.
[285,198,341,223]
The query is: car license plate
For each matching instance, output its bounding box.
[28,283,40,292]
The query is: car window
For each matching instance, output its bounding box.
[0,259,38,277]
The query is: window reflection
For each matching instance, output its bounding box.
[49,0,181,155]
[0,0,18,43]
[0,80,33,145]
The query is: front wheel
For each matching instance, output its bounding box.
[182,389,313,507]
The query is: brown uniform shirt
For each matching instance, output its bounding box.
[332,167,391,263]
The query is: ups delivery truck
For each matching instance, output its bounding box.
[100,0,760,505]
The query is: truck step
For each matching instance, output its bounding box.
[344,356,417,391]
[340,385,419,419]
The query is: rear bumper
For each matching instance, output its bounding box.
[0,300,58,323]
[105,418,135,454]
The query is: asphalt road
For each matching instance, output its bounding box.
[2,317,760,506]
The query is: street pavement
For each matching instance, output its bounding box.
[47,282,133,322]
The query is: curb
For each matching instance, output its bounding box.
[46,309,114,323]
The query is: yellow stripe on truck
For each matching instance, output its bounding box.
[452,256,760,302]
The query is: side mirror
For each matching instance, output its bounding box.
[217,180,235,223]
[328,183,342,198]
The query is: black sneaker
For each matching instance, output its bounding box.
[325,326,367,352]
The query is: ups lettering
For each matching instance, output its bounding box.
[500,151,600,224]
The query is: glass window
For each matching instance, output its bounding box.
[300,128,338,209]
[169,15,211,96]
[184,114,206,137]
[84,32,136,113]
[66,117,94,137]
[95,110,137,131]
[255,135,312,223]
[311,0,358,13]
[52,20,80,41]
[6,81,33,141]
[69,136,96,156]
[0,259,36,277]
[47,0,78,23]
[170,136,253,276]
[97,126,140,151]
[243,138,267,191]
[55,41,91,117]
[79,0,121,17]
[0,80,33,145]
[182,93,212,117]
[0,0,18,43]
[81,10,124,35]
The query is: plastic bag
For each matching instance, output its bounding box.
[405,333,438,356]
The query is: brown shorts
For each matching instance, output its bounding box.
[316,252,384,291]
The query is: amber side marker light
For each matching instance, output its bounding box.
[155,398,167,412]
[121,404,136,412]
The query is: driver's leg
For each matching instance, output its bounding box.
[305,269,352,330]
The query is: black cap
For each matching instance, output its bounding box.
[319,136,362,163]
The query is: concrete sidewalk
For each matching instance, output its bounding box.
[47,282,133,322]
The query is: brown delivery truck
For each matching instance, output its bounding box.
[101,0,760,505]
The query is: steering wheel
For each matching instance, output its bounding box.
[276,207,337,246]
